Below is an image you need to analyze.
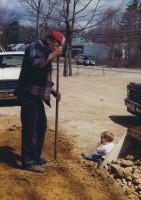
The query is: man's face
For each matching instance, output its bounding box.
[49,40,60,51]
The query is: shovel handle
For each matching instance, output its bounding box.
[54,56,59,160]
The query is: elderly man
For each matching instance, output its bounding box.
[15,31,65,173]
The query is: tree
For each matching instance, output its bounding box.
[17,0,59,38]
[53,0,123,76]
[87,7,121,60]
[14,0,125,75]
[5,20,21,45]
[59,0,103,76]
[20,26,36,43]
[119,0,141,61]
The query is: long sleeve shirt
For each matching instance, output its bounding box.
[97,142,114,159]
[16,39,53,106]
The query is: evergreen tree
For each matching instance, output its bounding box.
[128,0,138,10]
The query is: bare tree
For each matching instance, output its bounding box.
[92,7,121,61]
[17,0,58,38]
[56,0,103,76]
[53,0,123,76]
[14,0,125,75]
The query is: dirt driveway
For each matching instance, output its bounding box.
[0,67,140,199]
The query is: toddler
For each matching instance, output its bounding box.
[81,131,114,162]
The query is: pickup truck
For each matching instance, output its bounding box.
[125,82,141,116]
[0,51,24,106]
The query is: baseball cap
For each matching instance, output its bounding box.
[50,31,65,45]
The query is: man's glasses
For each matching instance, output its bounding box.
[56,41,61,47]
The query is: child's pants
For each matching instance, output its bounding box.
[84,154,104,162]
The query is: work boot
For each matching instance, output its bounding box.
[22,165,44,173]
[36,157,48,165]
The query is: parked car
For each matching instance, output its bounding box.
[83,56,95,66]
[76,55,85,65]
[75,54,84,59]
[0,51,24,106]
[76,55,95,66]
[125,82,141,117]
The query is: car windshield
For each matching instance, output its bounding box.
[88,57,95,60]
[84,56,95,60]
[0,55,24,68]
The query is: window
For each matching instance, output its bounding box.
[0,55,24,68]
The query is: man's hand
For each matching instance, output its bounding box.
[40,46,63,67]
[54,46,63,57]
[51,88,61,101]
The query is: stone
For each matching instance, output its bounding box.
[121,160,134,167]
[123,169,132,178]
[126,155,134,161]
[126,176,132,181]
[113,159,122,165]
[122,179,127,185]
[108,166,111,171]
[133,168,140,173]
[110,164,123,175]
[132,173,140,179]
[137,184,141,190]
[134,160,141,166]
[107,162,111,166]
[132,166,137,169]
[122,184,128,189]
[127,181,132,186]
[116,179,122,185]
[125,188,134,195]
[125,167,133,172]
[134,178,141,185]
[104,165,108,170]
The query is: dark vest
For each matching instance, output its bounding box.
[18,39,52,88]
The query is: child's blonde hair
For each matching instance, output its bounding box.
[101,131,114,142]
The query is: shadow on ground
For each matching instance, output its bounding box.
[0,146,21,169]
[109,115,141,128]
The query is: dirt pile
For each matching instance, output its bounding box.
[0,116,139,200]
[104,155,141,199]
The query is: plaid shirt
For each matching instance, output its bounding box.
[17,39,53,105]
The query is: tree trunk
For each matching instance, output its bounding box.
[69,35,72,76]
[64,36,69,76]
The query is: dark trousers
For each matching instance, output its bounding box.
[19,92,47,167]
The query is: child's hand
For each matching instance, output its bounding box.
[97,142,102,147]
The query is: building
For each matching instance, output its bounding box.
[72,33,109,59]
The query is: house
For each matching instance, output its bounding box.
[72,33,109,59]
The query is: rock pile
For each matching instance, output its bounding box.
[104,155,141,198]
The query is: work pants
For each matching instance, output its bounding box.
[19,92,47,167]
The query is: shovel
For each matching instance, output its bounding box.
[44,57,69,176]
[54,56,60,160]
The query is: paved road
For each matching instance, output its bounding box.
[53,62,141,74]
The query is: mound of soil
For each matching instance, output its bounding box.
[0,116,138,200]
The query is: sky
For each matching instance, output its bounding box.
[1,0,131,10]
[0,0,132,27]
